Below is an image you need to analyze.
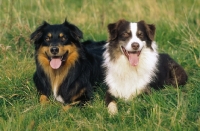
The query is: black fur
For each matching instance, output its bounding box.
[30,20,105,105]
[150,53,188,89]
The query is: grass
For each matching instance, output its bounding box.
[0,0,200,130]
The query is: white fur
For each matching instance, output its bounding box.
[125,23,144,52]
[53,85,64,103]
[103,22,159,101]
[108,101,118,115]
[55,95,64,103]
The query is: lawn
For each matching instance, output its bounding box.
[0,0,200,130]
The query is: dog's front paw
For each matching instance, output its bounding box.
[62,101,80,111]
[108,101,118,115]
[39,95,49,105]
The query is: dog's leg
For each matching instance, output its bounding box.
[105,91,118,115]
[33,72,51,104]
[62,88,87,111]
[62,101,81,111]
[39,94,49,104]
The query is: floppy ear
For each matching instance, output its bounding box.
[147,24,156,41]
[138,20,156,41]
[30,21,49,43]
[107,22,117,41]
[107,19,127,41]
[63,20,83,41]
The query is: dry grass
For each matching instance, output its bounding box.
[0,0,200,130]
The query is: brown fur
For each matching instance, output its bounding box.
[37,43,79,95]
[71,88,86,102]
[40,95,49,104]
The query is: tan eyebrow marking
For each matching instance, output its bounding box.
[59,33,64,37]
[47,33,52,37]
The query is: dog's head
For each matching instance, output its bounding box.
[30,20,83,69]
[107,19,156,66]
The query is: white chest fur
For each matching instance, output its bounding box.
[103,43,158,100]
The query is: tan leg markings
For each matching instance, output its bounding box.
[39,95,49,104]
[62,101,81,111]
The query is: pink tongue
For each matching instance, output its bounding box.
[50,58,62,69]
[128,53,139,66]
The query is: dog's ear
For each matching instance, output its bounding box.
[147,23,156,41]
[30,21,49,43]
[138,20,156,41]
[63,20,83,41]
[107,22,117,41]
[139,20,156,41]
[108,19,127,41]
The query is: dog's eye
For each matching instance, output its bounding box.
[60,36,67,41]
[45,33,52,42]
[138,31,143,37]
[122,32,129,38]
[59,33,67,41]
[45,37,50,42]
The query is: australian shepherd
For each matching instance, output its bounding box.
[103,19,188,115]
[30,20,105,109]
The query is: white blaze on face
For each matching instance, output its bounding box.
[123,23,145,66]
[124,23,144,52]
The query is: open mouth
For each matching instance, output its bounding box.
[120,46,141,66]
[45,51,68,69]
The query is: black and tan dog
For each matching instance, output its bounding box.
[30,20,105,109]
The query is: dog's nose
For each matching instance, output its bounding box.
[50,47,59,55]
[131,42,139,50]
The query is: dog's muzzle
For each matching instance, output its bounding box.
[120,46,142,66]
[45,51,68,69]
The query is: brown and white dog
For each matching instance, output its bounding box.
[103,19,188,115]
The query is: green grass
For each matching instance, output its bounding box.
[0,0,200,130]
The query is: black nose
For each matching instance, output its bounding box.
[50,47,59,54]
[131,42,139,50]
